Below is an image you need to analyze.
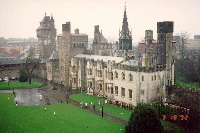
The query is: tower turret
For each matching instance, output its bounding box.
[119,2,132,51]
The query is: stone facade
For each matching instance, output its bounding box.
[58,22,88,86]
[138,30,157,66]
[36,13,57,61]
[70,54,167,106]
[92,25,112,56]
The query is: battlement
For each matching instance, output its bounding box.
[113,63,166,72]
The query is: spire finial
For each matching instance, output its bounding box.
[45,10,46,16]
[125,2,126,12]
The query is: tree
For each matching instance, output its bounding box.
[180,32,189,59]
[125,103,164,133]
[24,50,40,84]
[19,67,28,82]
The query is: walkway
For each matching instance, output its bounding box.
[68,98,128,125]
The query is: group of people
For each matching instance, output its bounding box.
[80,102,96,111]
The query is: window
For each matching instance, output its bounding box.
[115,86,118,95]
[154,75,156,80]
[105,83,107,92]
[89,69,92,75]
[122,72,125,80]
[72,66,76,73]
[111,72,113,80]
[141,90,144,95]
[121,87,125,97]
[115,71,118,79]
[90,82,92,88]
[100,84,102,90]
[152,76,153,81]
[111,87,113,94]
[141,76,144,81]
[129,73,133,81]
[157,88,159,94]
[129,89,132,99]
[100,70,102,77]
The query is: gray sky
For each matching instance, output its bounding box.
[0,0,200,44]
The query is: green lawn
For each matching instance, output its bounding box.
[0,81,42,90]
[161,120,185,132]
[69,93,107,106]
[96,104,132,121]
[0,93,124,133]
[175,80,199,89]
[70,93,185,132]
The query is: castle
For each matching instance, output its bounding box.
[42,5,175,106]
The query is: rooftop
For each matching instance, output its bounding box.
[121,60,141,66]
[74,54,124,63]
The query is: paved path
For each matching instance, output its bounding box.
[68,98,128,125]
[0,90,13,93]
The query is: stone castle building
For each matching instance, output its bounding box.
[36,13,57,61]
[44,7,175,106]
[58,22,88,86]
[68,21,175,106]
[92,25,112,56]
[138,30,157,66]
[114,4,134,58]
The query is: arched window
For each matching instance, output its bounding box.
[100,70,102,77]
[129,73,133,81]
[111,72,113,80]
[115,71,118,79]
[122,72,125,80]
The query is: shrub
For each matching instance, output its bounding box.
[125,103,164,133]
[19,67,28,82]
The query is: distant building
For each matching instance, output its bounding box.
[138,30,157,66]
[57,22,88,86]
[0,37,6,47]
[36,13,57,61]
[114,4,134,58]
[118,4,132,51]
[92,25,112,56]
[194,35,200,39]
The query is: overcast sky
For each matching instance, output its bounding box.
[0,0,199,44]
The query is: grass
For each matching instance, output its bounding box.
[0,81,42,90]
[161,120,185,132]
[0,93,124,133]
[70,93,185,132]
[175,80,199,89]
[96,104,132,121]
[69,93,107,106]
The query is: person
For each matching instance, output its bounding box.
[93,105,95,111]
[85,103,87,109]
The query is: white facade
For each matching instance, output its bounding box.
[70,54,168,106]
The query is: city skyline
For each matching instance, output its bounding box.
[0,0,200,44]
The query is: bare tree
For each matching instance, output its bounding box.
[180,32,189,59]
[24,49,40,84]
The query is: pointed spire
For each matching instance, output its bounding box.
[124,2,126,12]
[45,10,46,16]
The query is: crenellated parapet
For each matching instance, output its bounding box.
[113,63,166,72]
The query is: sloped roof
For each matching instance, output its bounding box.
[0,59,25,65]
[74,54,124,63]
[121,60,142,66]
[36,25,50,30]
[49,51,59,60]
[0,53,12,58]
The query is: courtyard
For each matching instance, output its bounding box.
[0,78,184,132]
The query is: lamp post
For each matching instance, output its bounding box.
[101,99,103,118]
